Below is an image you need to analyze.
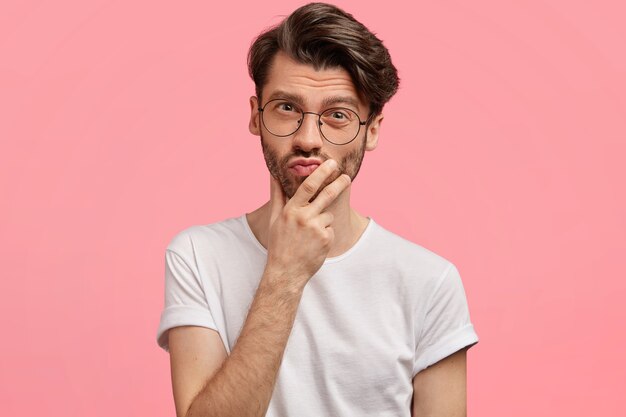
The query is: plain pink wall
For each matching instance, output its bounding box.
[1,1,624,416]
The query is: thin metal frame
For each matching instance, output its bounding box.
[258,98,372,145]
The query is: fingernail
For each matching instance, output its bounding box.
[328,159,337,169]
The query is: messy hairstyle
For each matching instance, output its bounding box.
[247,2,400,117]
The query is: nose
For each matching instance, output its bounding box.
[292,112,324,152]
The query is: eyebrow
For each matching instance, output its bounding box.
[266,90,361,111]
[322,95,361,110]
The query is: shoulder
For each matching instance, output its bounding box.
[165,215,247,259]
[366,220,452,278]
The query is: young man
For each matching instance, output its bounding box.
[156,3,479,416]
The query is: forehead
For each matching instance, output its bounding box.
[262,51,366,110]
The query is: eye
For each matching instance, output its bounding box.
[276,101,298,113]
[322,108,354,124]
[330,111,347,120]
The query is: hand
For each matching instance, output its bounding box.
[265,159,351,287]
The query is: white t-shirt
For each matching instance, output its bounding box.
[156,215,478,416]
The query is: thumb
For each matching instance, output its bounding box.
[269,175,286,226]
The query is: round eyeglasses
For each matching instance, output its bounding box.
[258,99,371,145]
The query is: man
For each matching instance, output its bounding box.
[156,3,479,416]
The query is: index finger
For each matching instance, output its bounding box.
[290,159,339,207]
[308,173,352,213]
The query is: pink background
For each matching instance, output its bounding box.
[1,1,625,416]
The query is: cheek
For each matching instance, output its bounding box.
[340,143,364,163]
[336,142,366,176]
[261,136,292,173]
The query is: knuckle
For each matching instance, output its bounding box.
[324,229,334,245]
[296,213,308,227]
[301,181,317,195]
[282,207,294,220]
[322,186,337,200]
[283,207,299,223]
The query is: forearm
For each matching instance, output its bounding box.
[186,270,305,417]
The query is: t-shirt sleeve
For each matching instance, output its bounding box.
[156,249,218,352]
[413,262,479,376]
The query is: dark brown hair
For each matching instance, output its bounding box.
[247,2,399,117]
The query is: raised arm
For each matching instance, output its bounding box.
[169,160,351,417]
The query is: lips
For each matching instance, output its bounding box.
[288,158,323,168]
[290,164,320,176]
[287,158,324,177]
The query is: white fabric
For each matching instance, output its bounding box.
[157,215,478,416]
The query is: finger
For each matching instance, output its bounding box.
[308,173,352,213]
[317,211,334,228]
[269,175,286,226]
[291,159,339,207]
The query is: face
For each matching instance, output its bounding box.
[249,51,383,199]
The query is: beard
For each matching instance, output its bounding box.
[260,131,367,200]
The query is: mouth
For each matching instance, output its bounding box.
[289,163,320,176]
[287,158,324,177]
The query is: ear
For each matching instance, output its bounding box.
[364,113,384,151]
[249,96,261,136]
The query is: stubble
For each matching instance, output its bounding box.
[260,132,367,200]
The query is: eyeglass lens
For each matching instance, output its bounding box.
[262,99,361,144]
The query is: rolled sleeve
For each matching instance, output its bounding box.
[413,262,479,376]
[156,249,217,352]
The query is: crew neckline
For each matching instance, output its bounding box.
[240,213,375,264]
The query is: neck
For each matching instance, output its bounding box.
[246,184,369,258]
